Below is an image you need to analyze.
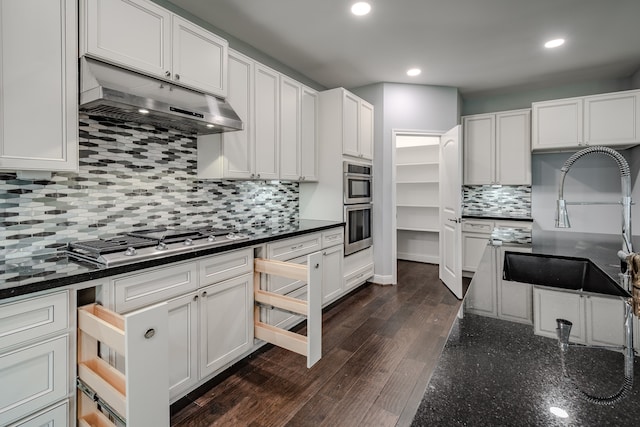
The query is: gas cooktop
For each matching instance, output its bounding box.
[67,226,249,267]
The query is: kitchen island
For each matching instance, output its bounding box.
[411,312,640,426]
[413,230,640,426]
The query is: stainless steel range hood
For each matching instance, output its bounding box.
[79,58,243,135]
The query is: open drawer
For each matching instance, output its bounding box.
[77,303,169,427]
[253,252,323,368]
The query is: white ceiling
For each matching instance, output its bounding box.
[167,0,640,96]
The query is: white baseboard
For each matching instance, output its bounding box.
[397,252,439,264]
[371,274,394,285]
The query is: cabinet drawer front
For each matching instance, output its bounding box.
[343,246,373,276]
[345,264,373,291]
[0,291,68,350]
[461,220,494,233]
[199,249,253,287]
[322,228,344,248]
[8,400,68,427]
[267,233,321,261]
[0,335,68,426]
[114,263,197,313]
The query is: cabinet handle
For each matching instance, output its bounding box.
[165,71,171,77]
[315,263,320,269]
[202,291,207,297]
[144,328,155,339]
[193,295,199,302]
[175,74,180,80]
[323,251,327,255]
[257,174,261,178]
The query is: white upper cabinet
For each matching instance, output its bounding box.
[279,76,302,181]
[81,0,228,97]
[300,87,319,181]
[254,64,280,180]
[0,0,78,172]
[532,90,640,151]
[198,50,316,181]
[219,50,254,179]
[584,91,640,146]
[280,79,318,181]
[359,100,374,160]
[463,109,530,185]
[319,88,373,161]
[341,91,373,160]
[172,16,228,97]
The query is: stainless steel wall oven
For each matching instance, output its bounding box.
[343,161,372,204]
[344,203,373,255]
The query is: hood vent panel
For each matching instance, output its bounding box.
[80,58,243,135]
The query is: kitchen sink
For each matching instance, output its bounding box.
[502,252,631,298]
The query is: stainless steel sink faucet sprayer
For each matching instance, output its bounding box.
[555,145,636,405]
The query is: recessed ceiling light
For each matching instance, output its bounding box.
[407,68,422,77]
[351,2,371,16]
[206,124,215,128]
[138,108,150,114]
[544,38,565,49]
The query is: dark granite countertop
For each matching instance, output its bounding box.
[412,313,640,426]
[463,212,533,222]
[0,220,344,300]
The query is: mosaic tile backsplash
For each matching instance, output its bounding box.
[0,114,299,260]
[462,185,531,217]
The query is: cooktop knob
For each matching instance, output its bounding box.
[184,238,193,246]
[125,247,137,256]
[156,242,167,250]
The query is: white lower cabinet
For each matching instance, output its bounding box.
[0,289,70,427]
[533,286,625,347]
[199,273,254,378]
[321,244,344,305]
[466,245,532,324]
[0,335,69,426]
[167,292,199,400]
[8,400,68,427]
[343,246,374,291]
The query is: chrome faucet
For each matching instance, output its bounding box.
[555,146,633,290]
[554,146,636,405]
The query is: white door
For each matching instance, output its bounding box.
[439,125,463,298]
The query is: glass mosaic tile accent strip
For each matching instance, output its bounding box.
[0,114,298,260]
[491,227,532,245]
[462,185,531,217]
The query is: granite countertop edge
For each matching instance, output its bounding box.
[462,214,533,222]
[0,220,345,301]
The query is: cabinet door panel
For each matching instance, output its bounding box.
[83,0,171,78]
[167,293,198,400]
[533,287,586,343]
[585,296,625,347]
[254,65,279,180]
[462,233,489,272]
[584,92,640,146]
[496,110,530,185]
[172,16,227,97]
[300,87,318,181]
[463,115,494,184]
[322,245,344,304]
[279,76,301,180]
[532,99,583,150]
[0,0,77,171]
[199,274,253,378]
[342,92,360,157]
[223,51,254,178]
[359,101,374,160]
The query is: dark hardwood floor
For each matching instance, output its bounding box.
[171,260,463,427]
